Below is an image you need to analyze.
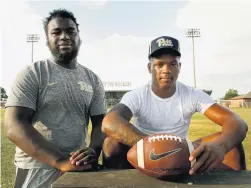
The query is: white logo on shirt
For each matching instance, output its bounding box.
[78,82,93,93]
[47,82,57,86]
[156,38,173,47]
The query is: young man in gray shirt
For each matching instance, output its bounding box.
[4,9,106,188]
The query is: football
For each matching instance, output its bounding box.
[127,133,196,179]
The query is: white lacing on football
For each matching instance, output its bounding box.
[137,139,145,168]
[186,139,196,167]
[148,135,182,143]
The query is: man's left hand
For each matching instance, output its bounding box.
[69,147,97,166]
[189,141,227,175]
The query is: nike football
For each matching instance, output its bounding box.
[127,133,195,179]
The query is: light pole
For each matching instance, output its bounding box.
[186,29,201,88]
[26,34,40,63]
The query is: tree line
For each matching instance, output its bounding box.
[0,87,240,101]
[202,89,239,100]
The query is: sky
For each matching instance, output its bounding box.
[1,0,251,100]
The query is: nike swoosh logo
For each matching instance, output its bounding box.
[149,148,182,161]
[47,82,57,86]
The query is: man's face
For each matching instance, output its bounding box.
[46,17,81,62]
[148,54,181,89]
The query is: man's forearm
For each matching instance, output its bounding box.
[6,120,68,169]
[89,125,106,157]
[215,115,248,152]
[102,115,148,146]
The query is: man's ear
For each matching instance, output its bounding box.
[46,40,49,47]
[147,63,151,73]
[178,62,181,73]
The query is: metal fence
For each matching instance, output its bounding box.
[105,91,127,109]
[105,98,121,110]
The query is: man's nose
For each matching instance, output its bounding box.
[162,64,171,73]
[60,31,70,40]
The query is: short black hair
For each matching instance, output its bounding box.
[43,9,79,34]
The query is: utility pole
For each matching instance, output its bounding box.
[186,29,201,88]
[26,34,40,63]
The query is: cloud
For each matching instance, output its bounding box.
[1,1,49,92]
[176,0,251,99]
[78,33,153,87]
[2,0,250,100]
[0,29,3,86]
[79,0,107,9]
[24,0,108,9]
[1,1,151,93]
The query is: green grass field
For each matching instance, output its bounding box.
[1,108,251,188]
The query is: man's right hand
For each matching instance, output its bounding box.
[58,159,93,172]
[69,147,97,166]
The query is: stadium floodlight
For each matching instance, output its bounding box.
[26,34,40,63]
[186,28,201,88]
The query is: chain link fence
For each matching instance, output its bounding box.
[104,91,128,109]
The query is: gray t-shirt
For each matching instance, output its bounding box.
[6,59,106,169]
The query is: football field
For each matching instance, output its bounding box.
[1,108,251,188]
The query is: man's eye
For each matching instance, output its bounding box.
[68,30,76,34]
[52,32,60,35]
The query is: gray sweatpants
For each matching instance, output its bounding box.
[14,167,64,188]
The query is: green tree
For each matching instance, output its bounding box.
[202,89,212,96]
[224,89,239,100]
[0,87,8,100]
